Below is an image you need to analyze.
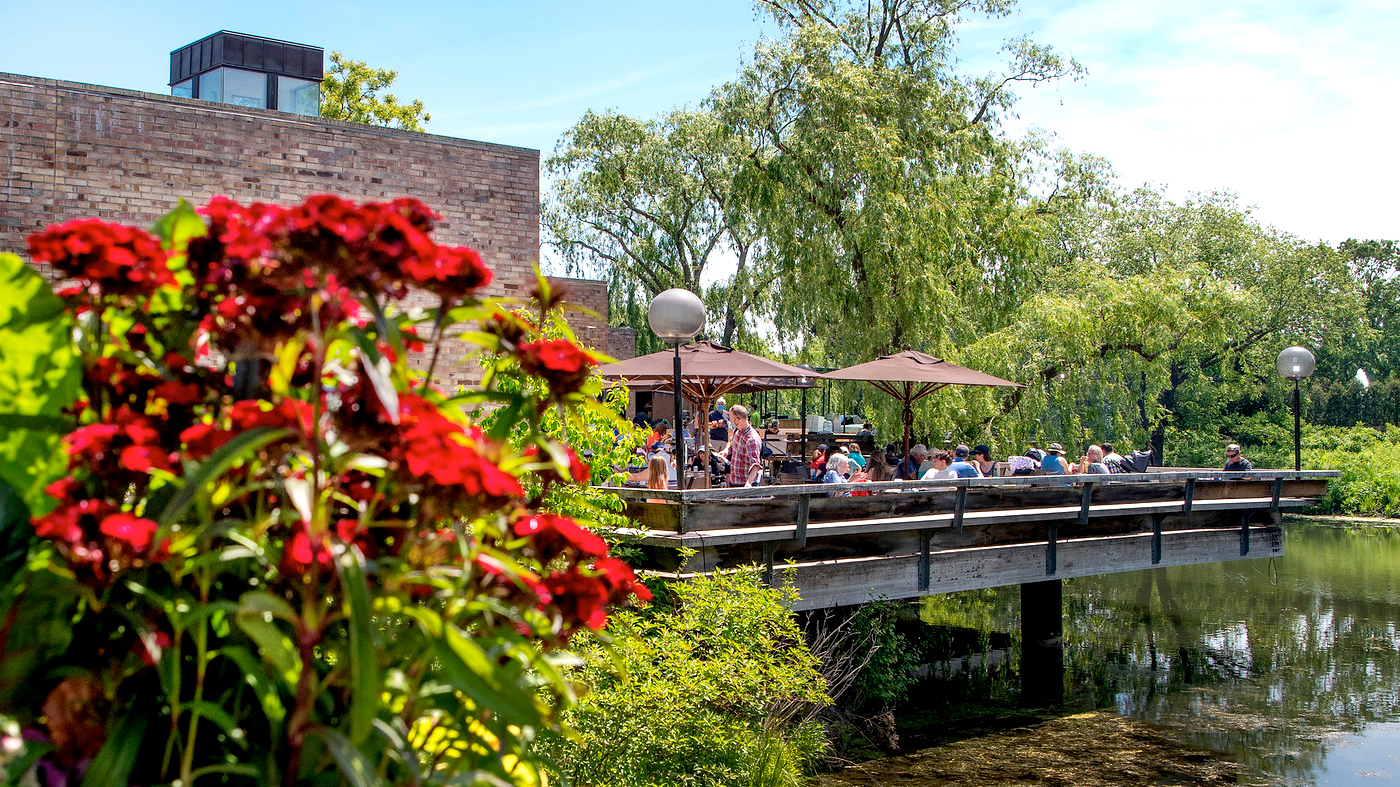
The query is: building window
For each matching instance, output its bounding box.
[196,67,268,109]
[171,79,193,99]
[222,68,267,109]
[197,70,222,103]
[278,76,320,116]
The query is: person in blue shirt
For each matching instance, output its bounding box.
[947,445,983,478]
[1039,443,1068,474]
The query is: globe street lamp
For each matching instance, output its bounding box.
[1276,346,1316,472]
[648,289,706,485]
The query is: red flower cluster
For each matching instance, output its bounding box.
[516,339,598,398]
[26,194,645,652]
[27,219,172,302]
[540,557,652,632]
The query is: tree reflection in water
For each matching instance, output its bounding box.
[905,520,1400,786]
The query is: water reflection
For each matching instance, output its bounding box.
[904,521,1400,786]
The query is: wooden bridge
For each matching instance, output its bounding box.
[607,469,1337,611]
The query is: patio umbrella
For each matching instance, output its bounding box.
[823,349,1024,463]
[597,341,823,485]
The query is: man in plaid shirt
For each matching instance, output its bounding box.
[722,404,763,487]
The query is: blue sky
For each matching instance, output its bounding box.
[2,0,1395,244]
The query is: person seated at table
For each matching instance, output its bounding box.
[971,444,997,477]
[647,419,671,452]
[1039,443,1068,474]
[867,450,893,482]
[846,443,867,469]
[1101,442,1126,471]
[849,467,872,496]
[822,455,850,495]
[1073,444,1110,474]
[690,445,728,477]
[895,444,928,480]
[810,444,829,480]
[947,445,983,478]
[646,454,670,491]
[919,450,956,481]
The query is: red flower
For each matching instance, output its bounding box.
[516,339,597,398]
[179,422,236,459]
[401,245,494,297]
[137,630,173,667]
[541,568,611,630]
[33,498,115,545]
[28,219,172,300]
[44,476,84,505]
[119,444,174,473]
[513,513,606,561]
[593,556,653,603]
[100,513,159,550]
[151,380,202,407]
[63,423,120,466]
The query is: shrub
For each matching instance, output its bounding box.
[0,196,648,786]
[1305,425,1400,517]
[539,570,830,787]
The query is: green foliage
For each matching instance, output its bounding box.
[1305,426,1400,517]
[539,570,830,786]
[0,254,80,514]
[321,51,430,131]
[846,602,919,709]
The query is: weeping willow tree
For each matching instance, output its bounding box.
[960,189,1365,463]
[544,0,1370,462]
[544,108,778,356]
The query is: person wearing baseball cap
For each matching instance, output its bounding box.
[947,445,982,478]
[971,444,996,477]
[1039,442,1068,474]
[1224,443,1253,471]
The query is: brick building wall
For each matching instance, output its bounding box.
[0,71,549,390]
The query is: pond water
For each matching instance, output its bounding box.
[820,519,1400,786]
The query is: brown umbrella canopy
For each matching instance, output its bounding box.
[598,341,823,485]
[823,350,1024,459]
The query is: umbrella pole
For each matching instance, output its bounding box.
[903,395,914,477]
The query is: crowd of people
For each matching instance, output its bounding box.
[641,398,769,490]
[635,400,1255,493]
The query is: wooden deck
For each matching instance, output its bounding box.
[603,469,1337,610]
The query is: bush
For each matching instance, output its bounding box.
[1305,425,1400,517]
[539,570,830,787]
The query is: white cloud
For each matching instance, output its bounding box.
[969,0,1400,242]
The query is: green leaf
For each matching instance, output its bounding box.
[337,545,380,746]
[235,597,300,689]
[156,426,292,526]
[182,698,242,740]
[79,698,149,787]
[150,198,207,248]
[404,608,542,728]
[308,725,386,787]
[216,645,288,728]
[0,253,79,515]
[0,477,34,582]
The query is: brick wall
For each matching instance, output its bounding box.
[0,71,544,391]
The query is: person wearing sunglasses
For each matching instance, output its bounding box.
[1223,443,1253,471]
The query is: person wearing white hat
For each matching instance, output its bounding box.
[1039,443,1068,475]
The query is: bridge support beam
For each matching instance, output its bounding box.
[1020,579,1064,707]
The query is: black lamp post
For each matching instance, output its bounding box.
[647,289,706,485]
[1276,346,1316,472]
